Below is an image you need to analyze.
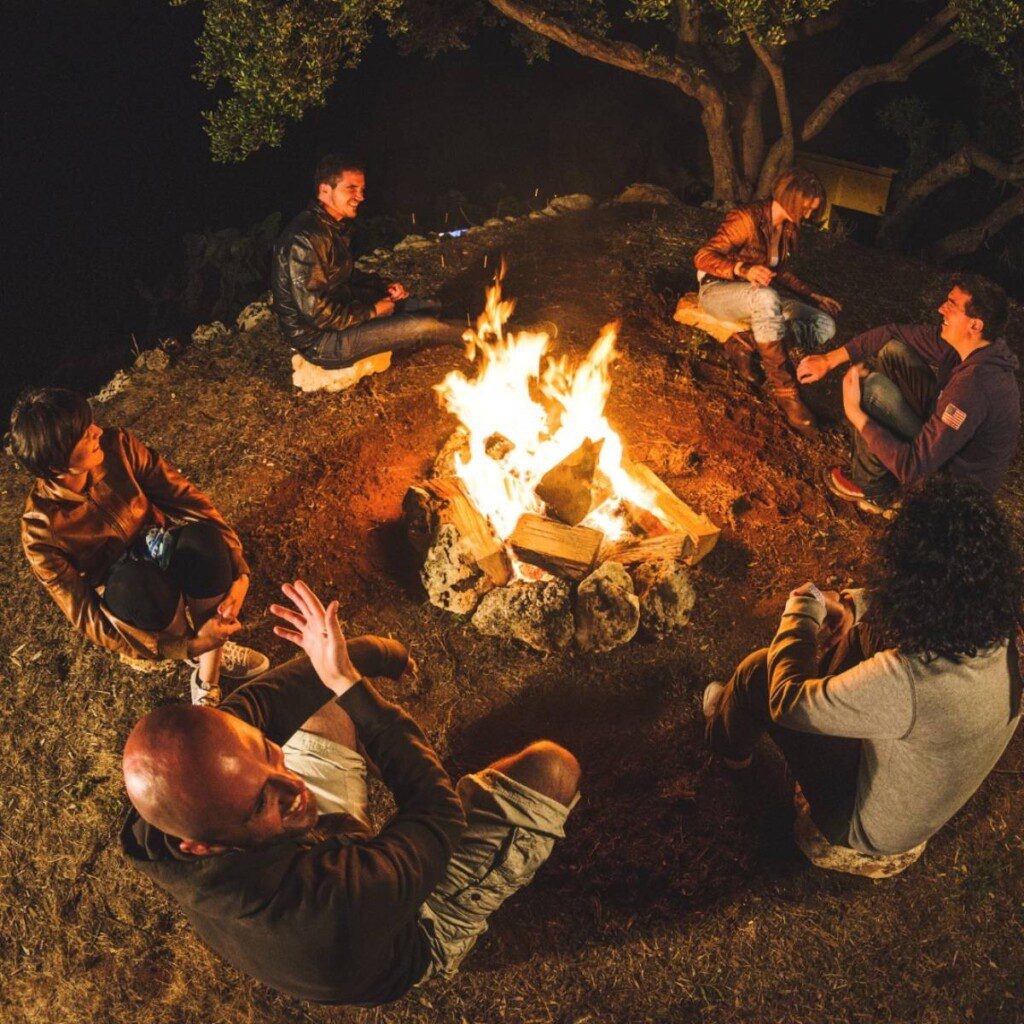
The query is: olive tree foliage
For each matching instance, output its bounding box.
[181,0,1021,209]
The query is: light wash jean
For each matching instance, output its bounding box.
[698,278,836,348]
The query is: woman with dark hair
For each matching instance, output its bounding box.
[12,388,268,705]
[703,475,1022,874]
[692,166,843,437]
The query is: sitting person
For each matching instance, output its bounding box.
[693,166,842,438]
[271,153,466,372]
[121,580,580,1005]
[12,388,267,704]
[797,274,1018,513]
[703,476,1022,870]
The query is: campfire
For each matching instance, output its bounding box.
[404,267,719,653]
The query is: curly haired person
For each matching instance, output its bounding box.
[703,476,1022,872]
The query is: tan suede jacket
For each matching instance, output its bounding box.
[21,428,248,661]
[693,199,816,299]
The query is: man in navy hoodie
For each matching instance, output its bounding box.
[796,274,1018,512]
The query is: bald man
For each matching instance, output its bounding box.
[121,581,580,1006]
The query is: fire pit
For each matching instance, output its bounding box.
[403,268,720,653]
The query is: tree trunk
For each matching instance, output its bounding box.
[927,189,1024,261]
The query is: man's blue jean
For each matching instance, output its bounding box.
[302,298,465,370]
[850,340,938,499]
[697,279,835,349]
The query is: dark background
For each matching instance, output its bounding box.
[1,1,1008,417]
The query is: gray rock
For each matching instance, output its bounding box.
[545,194,596,214]
[614,183,682,207]
[574,561,640,652]
[630,560,696,637]
[483,217,505,228]
[472,579,574,652]
[134,348,170,372]
[420,523,495,616]
[191,321,231,346]
[236,299,275,332]
[394,234,433,251]
[92,369,131,403]
[528,210,547,220]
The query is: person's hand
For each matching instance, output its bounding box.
[218,574,249,620]
[796,353,832,384]
[744,264,775,287]
[270,580,361,697]
[399,655,419,688]
[813,293,843,317]
[842,364,869,430]
[374,298,395,318]
[387,282,409,301]
[818,590,855,648]
[188,613,241,658]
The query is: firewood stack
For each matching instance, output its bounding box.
[404,435,720,652]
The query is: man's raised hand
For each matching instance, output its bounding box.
[270,581,361,697]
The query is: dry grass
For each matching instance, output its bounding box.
[2,204,1023,1024]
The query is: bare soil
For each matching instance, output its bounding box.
[2,203,1023,1024]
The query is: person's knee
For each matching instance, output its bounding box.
[497,741,581,807]
[816,313,836,344]
[103,561,181,632]
[750,286,782,314]
[877,339,913,371]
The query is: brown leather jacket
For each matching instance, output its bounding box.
[693,200,816,299]
[21,428,248,661]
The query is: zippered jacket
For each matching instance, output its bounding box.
[847,323,1021,492]
[121,652,468,1006]
[21,428,247,660]
[271,202,383,352]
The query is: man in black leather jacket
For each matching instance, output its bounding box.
[271,155,465,370]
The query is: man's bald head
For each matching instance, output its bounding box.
[123,704,319,850]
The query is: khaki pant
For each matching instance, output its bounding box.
[282,730,576,980]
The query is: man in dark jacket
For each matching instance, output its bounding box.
[271,154,465,370]
[121,580,579,1006]
[796,274,1018,512]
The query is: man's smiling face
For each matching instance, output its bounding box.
[318,170,365,221]
[209,714,321,846]
[939,285,982,347]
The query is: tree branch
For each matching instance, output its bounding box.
[801,5,960,143]
[674,0,700,51]
[738,62,771,187]
[746,32,794,194]
[928,188,1024,261]
[485,0,745,198]
[879,145,1024,246]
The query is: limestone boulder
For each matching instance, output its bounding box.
[236,299,275,332]
[614,183,682,207]
[544,194,596,215]
[420,523,495,616]
[192,321,231,346]
[472,579,574,653]
[574,561,640,653]
[630,560,696,637]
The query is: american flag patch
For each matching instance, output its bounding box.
[941,403,967,430]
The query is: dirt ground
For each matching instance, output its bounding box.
[2,203,1023,1024]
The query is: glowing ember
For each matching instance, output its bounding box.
[434,265,661,547]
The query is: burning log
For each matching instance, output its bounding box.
[623,461,720,563]
[403,477,512,585]
[603,533,693,565]
[535,437,604,526]
[509,513,604,581]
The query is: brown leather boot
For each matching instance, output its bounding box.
[723,331,764,384]
[756,337,818,438]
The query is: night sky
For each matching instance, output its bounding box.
[1,1,994,416]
